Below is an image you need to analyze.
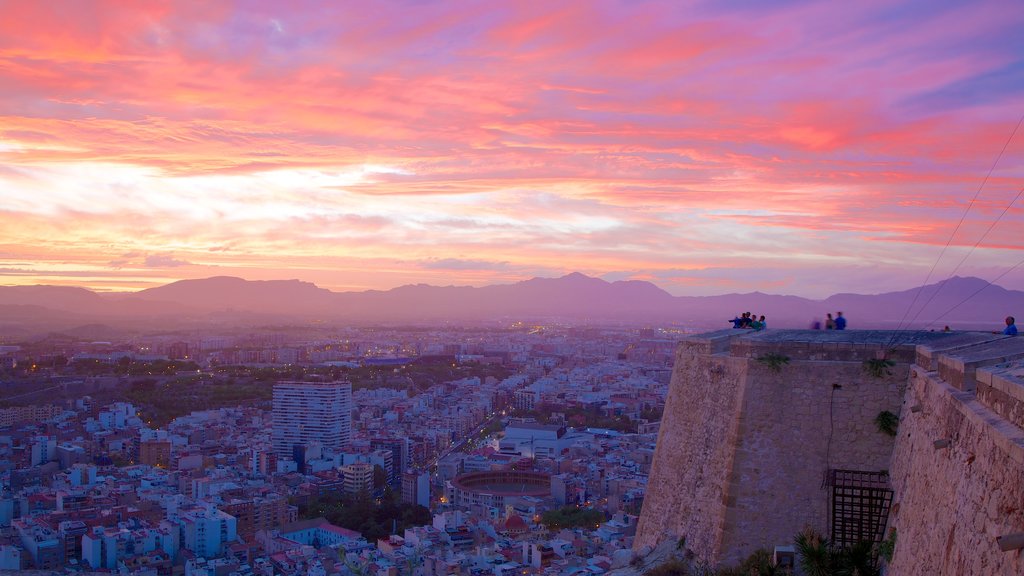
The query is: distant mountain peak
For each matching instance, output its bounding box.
[561,271,594,280]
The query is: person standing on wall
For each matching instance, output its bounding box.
[825,313,835,330]
[1005,316,1018,336]
[834,312,847,330]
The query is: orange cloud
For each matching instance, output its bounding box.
[0,1,1022,298]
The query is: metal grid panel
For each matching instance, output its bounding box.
[829,469,893,548]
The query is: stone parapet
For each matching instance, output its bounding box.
[724,329,949,363]
[976,363,1024,432]
[934,338,1024,392]
[678,329,737,356]
[914,332,1008,372]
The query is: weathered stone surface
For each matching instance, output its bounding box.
[935,339,1024,392]
[914,332,1007,372]
[636,329,1024,574]
[977,363,1024,431]
[634,330,918,566]
[889,362,1024,575]
[633,334,747,563]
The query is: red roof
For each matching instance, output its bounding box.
[504,515,528,531]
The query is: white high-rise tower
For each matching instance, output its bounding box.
[272,380,352,457]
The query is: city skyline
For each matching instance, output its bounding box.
[2,1,1024,298]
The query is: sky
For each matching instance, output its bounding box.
[1,0,1023,298]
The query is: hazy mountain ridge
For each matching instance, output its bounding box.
[125,276,337,314]
[0,274,1019,332]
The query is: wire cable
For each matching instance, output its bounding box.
[913,253,1024,333]
[886,112,1024,350]
[895,185,1024,338]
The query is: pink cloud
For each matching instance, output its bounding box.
[0,1,1022,296]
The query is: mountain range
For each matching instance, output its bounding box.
[0,273,1019,336]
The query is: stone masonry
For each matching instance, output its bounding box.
[634,329,956,567]
[888,333,1024,575]
[636,328,1024,574]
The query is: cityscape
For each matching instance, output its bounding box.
[0,322,674,575]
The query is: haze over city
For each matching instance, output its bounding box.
[2,1,1023,298]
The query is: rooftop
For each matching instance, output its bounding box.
[273,380,352,387]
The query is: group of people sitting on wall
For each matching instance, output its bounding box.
[729,312,767,330]
[816,311,847,330]
[726,311,1016,334]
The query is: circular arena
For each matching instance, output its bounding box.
[449,470,551,509]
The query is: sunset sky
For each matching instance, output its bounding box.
[1,0,1023,297]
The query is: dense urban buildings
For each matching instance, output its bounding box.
[0,324,669,574]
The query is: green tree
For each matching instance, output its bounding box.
[540,506,605,530]
[373,465,387,489]
[794,528,880,576]
[718,548,790,576]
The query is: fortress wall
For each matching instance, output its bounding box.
[718,357,905,566]
[637,329,1024,572]
[887,355,1024,575]
[976,366,1024,430]
[635,330,910,566]
[634,332,750,558]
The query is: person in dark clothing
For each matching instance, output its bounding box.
[835,311,847,330]
[1005,316,1018,336]
[729,315,743,329]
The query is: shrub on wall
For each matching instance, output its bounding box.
[878,528,896,563]
[756,352,790,373]
[863,358,895,378]
[874,411,899,436]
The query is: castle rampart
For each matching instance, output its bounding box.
[635,329,1024,573]
[630,325,1024,569]
[634,329,940,565]
[887,334,1024,575]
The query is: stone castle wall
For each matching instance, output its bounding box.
[633,333,749,560]
[887,337,1024,575]
[636,329,1024,574]
[634,330,920,566]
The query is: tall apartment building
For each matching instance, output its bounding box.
[221,495,297,540]
[340,462,374,495]
[177,507,237,559]
[138,440,171,468]
[272,381,352,457]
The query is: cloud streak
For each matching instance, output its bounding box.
[0,1,1022,297]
